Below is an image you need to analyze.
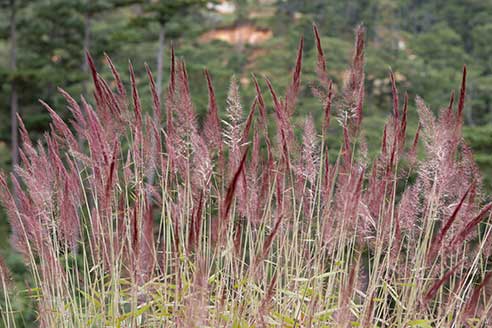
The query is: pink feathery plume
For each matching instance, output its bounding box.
[313,23,329,89]
[347,167,365,222]
[322,152,334,203]
[342,125,352,168]
[285,36,304,117]
[224,76,244,176]
[103,139,119,213]
[242,98,257,147]
[248,129,263,225]
[16,114,33,150]
[258,137,274,218]
[38,100,79,152]
[252,74,267,124]
[407,123,421,166]
[179,59,191,95]
[57,88,87,136]
[170,44,176,95]
[0,254,11,288]
[98,76,123,120]
[345,25,365,134]
[129,61,144,176]
[426,183,473,263]
[203,69,222,148]
[265,78,292,170]
[350,25,365,93]
[464,272,492,318]
[177,60,197,134]
[355,77,365,130]
[448,90,455,112]
[85,50,104,106]
[422,260,463,307]
[0,174,28,256]
[220,147,249,239]
[189,191,204,252]
[275,170,284,215]
[166,46,177,134]
[129,61,143,128]
[59,179,80,251]
[141,121,159,189]
[138,204,156,284]
[260,213,283,261]
[81,96,110,166]
[390,71,399,122]
[145,63,161,123]
[457,65,466,125]
[104,53,127,100]
[323,81,333,135]
[449,202,492,248]
[191,133,212,192]
[300,114,318,185]
[387,128,398,175]
[265,77,283,117]
[398,93,408,153]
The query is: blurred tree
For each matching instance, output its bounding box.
[0,0,30,171]
[471,23,492,124]
[134,0,209,98]
[8,0,18,171]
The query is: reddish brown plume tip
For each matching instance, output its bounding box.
[390,70,399,120]
[313,23,325,66]
[222,146,250,224]
[423,260,463,307]
[353,24,365,68]
[170,43,176,93]
[85,50,103,99]
[204,69,218,117]
[285,35,304,115]
[294,36,304,81]
[448,90,455,111]
[313,23,328,84]
[457,64,466,121]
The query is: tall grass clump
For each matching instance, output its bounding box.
[1,25,492,327]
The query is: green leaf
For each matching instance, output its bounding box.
[408,319,433,327]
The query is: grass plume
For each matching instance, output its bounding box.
[0,25,491,328]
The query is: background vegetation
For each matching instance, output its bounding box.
[0,0,491,326]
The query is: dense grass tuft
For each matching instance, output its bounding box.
[1,24,491,327]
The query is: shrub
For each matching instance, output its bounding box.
[0,24,491,327]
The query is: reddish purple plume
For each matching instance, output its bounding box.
[85,50,104,105]
[390,71,399,121]
[423,260,463,307]
[449,202,492,248]
[457,65,467,124]
[104,53,127,100]
[145,63,161,122]
[427,183,473,263]
[285,36,304,116]
[220,147,249,236]
[323,81,334,134]
[313,23,329,89]
[129,61,142,127]
[252,74,267,124]
[203,69,222,148]
[464,272,492,317]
